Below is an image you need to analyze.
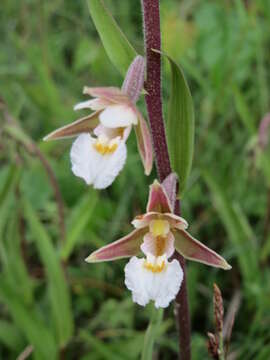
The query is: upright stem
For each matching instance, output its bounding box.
[141,0,191,359]
[174,203,191,360]
[141,0,170,182]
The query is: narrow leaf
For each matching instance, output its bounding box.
[233,86,256,135]
[23,200,73,347]
[203,170,259,283]
[61,190,98,260]
[4,215,34,305]
[0,320,24,351]
[159,51,195,195]
[0,276,57,360]
[87,0,137,76]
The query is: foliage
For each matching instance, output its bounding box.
[0,0,270,358]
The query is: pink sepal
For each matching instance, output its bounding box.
[173,229,231,270]
[83,86,128,104]
[121,56,145,103]
[162,173,178,210]
[135,111,153,175]
[85,228,147,263]
[43,112,100,141]
[146,180,173,213]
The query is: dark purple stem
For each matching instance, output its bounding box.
[141,0,191,359]
[141,0,171,181]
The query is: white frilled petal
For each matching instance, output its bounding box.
[124,256,183,308]
[74,98,107,111]
[70,133,127,189]
[99,104,138,128]
[141,232,175,259]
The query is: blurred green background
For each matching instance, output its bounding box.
[1,0,270,359]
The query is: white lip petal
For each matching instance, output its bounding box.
[70,133,127,189]
[124,256,183,308]
[99,104,138,128]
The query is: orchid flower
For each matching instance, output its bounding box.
[86,180,231,308]
[43,56,153,189]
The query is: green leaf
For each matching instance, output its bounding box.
[160,51,195,195]
[203,170,259,285]
[0,276,57,360]
[233,86,256,135]
[4,215,34,305]
[4,123,33,148]
[0,164,21,207]
[0,165,21,240]
[87,0,137,76]
[0,320,24,351]
[79,330,122,360]
[23,199,74,347]
[61,190,98,260]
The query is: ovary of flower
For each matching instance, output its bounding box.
[93,134,119,155]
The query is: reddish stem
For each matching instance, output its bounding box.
[141,0,171,181]
[174,203,191,360]
[141,0,191,359]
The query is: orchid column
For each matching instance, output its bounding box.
[141,0,191,358]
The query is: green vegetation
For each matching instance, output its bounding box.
[1,0,270,358]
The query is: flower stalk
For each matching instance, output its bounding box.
[141,0,191,358]
[141,306,163,360]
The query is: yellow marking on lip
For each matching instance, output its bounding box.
[144,259,165,273]
[94,142,118,155]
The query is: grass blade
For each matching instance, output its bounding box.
[0,276,57,360]
[61,190,98,260]
[23,199,74,347]
[203,170,259,284]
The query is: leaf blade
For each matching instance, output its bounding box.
[87,0,137,76]
[0,276,57,360]
[160,52,195,195]
[23,200,74,347]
